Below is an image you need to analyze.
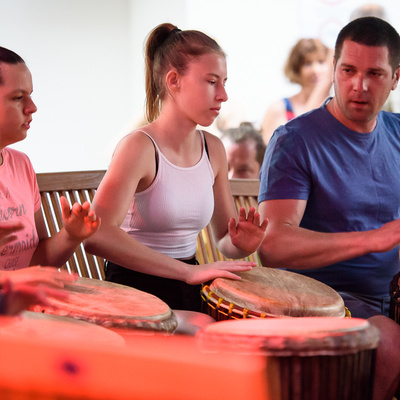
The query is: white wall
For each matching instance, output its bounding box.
[1,0,133,172]
[1,0,400,172]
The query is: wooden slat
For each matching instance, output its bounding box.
[36,170,106,192]
[229,179,260,197]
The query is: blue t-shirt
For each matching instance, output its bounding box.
[259,102,400,300]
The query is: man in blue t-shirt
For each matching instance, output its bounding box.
[258,17,400,399]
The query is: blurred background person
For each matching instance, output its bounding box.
[261,38,333,144]
[350,2,386,20]
[221,122,266,179]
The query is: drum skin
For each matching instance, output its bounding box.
[201,266,345,320]
[31,277,178,333]
[197,317,379,400]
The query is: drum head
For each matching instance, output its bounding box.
[31,277,177,333]
[208,266,345,317]
[196,317,380,356]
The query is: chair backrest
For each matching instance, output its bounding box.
[196,179,261,265]
[36,171,261,280]
[36,170,106,280]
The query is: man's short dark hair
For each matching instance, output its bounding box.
[222,122,266,166]
[0,47,25,85]
[335,17,400,74]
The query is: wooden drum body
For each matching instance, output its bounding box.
[201,266,346,320]
[31,277,177,333]
[390,271,400,323]
[196,317,379,400]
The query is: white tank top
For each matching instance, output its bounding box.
[120,130,215,258]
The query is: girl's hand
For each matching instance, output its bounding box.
[228,207,268,254]
[185,260,256,285]
[0,221,24,247]
[60,196,101,241]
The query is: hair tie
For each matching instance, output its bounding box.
[170,28,182,35]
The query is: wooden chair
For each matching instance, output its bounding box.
[36,171,261,280]
[36,170,106,280]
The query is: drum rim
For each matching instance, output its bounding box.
[196,317,380,356]
[31,277,178,333]
[201,284,346,318]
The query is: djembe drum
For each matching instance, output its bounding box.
[196,317,379,400]
[201,266,346,320]
[389,271,400,323]
[31,277,177,333]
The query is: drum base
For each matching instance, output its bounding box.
[270,351,376,400]
[389,272,400,324]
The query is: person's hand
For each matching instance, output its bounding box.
[369,218,400,253]
[185,260,256,285]
[60,196,101,241]
[228,207,268,254]
[0,266,77,288]
[0,221,24,247]
[1,278,71,315]
[0,266,77,315]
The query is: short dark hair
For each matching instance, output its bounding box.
[335,17,400,74]
[222,122,266,166]
[0,47,25,85]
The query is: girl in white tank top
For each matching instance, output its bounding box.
[85,23,268,312]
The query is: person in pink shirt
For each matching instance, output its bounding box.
[0,46,100,272]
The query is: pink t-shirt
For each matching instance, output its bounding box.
[0,148,41,270]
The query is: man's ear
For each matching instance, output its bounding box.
[392,66,400,91]
[166,69,180,92]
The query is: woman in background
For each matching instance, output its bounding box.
[261,38,332,144]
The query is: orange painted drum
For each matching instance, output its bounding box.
[31,277,177,333]
[196,317,379,400]
[0,311,125,347]
[201,266,346,320]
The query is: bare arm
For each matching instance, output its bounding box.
[257,199,400,269]
[261,100,288,145]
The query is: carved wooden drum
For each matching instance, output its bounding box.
[201,266,346,320]
[31,277,177,333]
[196,317,379,400]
